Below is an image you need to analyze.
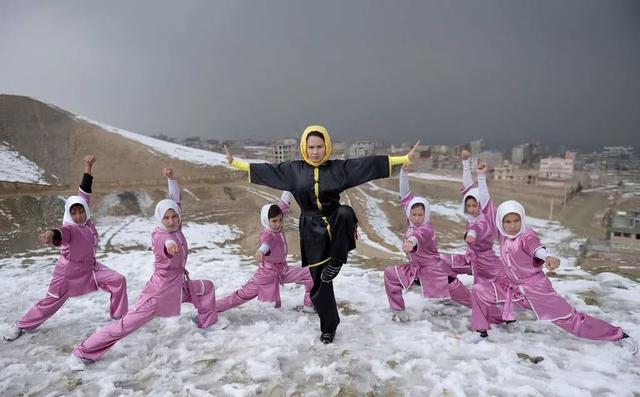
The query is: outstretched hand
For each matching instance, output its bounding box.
[465,234,476,245]
[224,145,233,164]
[166,243,180,256]
[476,162,487,175]
[39,230,54,245]
[545,256,561,272]
[402,240,415,253]
[406,141,420,164]
[83,155,96,174]
[461,149,470,161]
[255,250,265,263]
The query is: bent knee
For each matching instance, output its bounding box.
[335,205,356,220]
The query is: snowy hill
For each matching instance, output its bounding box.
[0,95,243,186]
[0,141,49,185]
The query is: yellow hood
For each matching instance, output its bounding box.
[299,125,333,166]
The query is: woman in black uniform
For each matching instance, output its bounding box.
[227,125,418,343]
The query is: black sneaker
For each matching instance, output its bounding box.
[321,261,343,283]
[320,332,336,344]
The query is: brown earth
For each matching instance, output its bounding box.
[2,95,636,280]
[0,94,237,186]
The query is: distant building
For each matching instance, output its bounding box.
[478,150,504,170]
[539,157,575,180]
[331,141,348,159]
[602,146,634,159]
[608,209,640,250]
[599,146,635,170]
[348,141,376,158]
[493,161,538,184]
[270,139,298,163]
[511,143,532,165]
[565,150,577,161]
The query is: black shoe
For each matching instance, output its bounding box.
[320,332,336,344]
[479,330,488,338]
[321,261,343,283]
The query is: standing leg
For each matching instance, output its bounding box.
[17,292,70,331]
[384,266,407,312]
[441,253,473,275]
[471,282,503,332]
[94,263,129,319]
[183,279,218,328]
[73,298,157,361]
[216,277,260,313]
[447,277,472,308]
[552,309,624,341]
[309,264,340,339]
[281,266,314,308]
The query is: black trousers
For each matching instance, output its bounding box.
[309,264,340,334]
[306,205,358,334]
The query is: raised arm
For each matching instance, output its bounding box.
[163,167,181,206]
[399,164,410,200]
[78,155,96,204]
[476,163,491,210]
[278,191,293,216]
[460,150,473,190]
[225,144,250,172]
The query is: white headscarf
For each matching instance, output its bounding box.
[63,195,90,226]
[462,187,481,220]
[496,200,526,239]
[154,199,181,232]
[405,196,430,226]
[260,203,282,231]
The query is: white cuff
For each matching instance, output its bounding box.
[533,247,548,261]
[258,242,270,254]
[164,239,177,249]
[406,236,418,246]
[466,230,477,238]
[280,191,292,204]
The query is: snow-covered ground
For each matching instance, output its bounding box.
[1,210,639,396]
[0,141,49,184]
[354,187,403,251]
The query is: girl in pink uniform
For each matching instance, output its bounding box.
[443,150,504,284]
[65,167,223,371]
[4,155,128,342]
[470,163,637,354]
[383,165,471,322]
[216,191,314,313]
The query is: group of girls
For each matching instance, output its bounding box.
[4,126,636,373]
[4,155,314,371]
[382,149,636,354]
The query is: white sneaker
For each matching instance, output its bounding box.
[618,335,638,356]
[391,310,410,322]
[4,325,23,341]
[301,305,316,314]
[65,353,87,371]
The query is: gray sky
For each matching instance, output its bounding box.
[1,0,639,150]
